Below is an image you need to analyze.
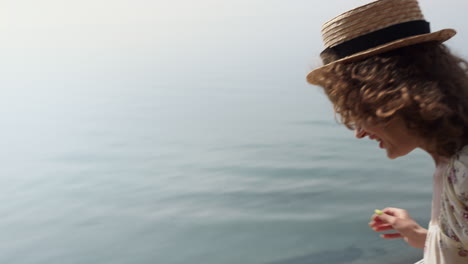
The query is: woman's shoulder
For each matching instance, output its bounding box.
[449,145,468,203]
[453,145,468,165]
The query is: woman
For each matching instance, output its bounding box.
[307,0,468,263]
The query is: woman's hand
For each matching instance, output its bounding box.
[368,207,428,249]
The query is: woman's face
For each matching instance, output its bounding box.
[354,117,420,159]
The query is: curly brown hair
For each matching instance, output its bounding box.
[315,42,468,158]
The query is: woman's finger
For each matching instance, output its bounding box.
[376,212,396,225]
[372,224,394,232]
[380,233,403,239]
[383,207,408,218]
[368,218,384,226]
[368,220,387,227]
[371,214,385,222]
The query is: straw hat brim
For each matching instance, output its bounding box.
[307,28,457,85]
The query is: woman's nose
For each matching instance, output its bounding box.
[355,127,367,138]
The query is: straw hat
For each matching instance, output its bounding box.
[307,0,456,85]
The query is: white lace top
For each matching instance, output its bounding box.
[423,146,468,263]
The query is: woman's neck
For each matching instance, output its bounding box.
[417,138,450,167]
[430,153,449,167]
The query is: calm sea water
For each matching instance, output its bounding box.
[2,0,458,263]
[0,81,434,264]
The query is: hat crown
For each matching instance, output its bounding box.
[322,0,424,48]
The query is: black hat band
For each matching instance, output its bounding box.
[320,20,430,62]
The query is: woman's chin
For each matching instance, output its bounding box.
[384,147,399,159]
[386,148,414,159]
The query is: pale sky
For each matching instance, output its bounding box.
[0,0,467,104]
[2,0,467,62]
[3,1,466,47]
